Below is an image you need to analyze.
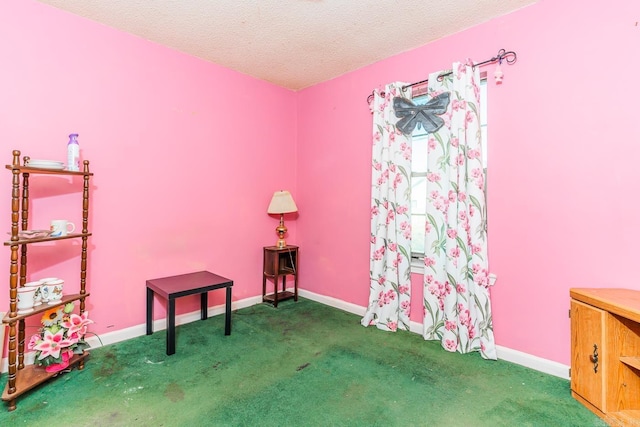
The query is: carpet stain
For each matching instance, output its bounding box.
[164,382,185,402]
[212,361,221,369]
[296,362,310,371]
[94,349,122,377]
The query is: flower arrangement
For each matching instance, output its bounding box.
[27,302,93,368]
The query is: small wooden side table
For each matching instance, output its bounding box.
[263,245,298,307]
[146,270,233,355]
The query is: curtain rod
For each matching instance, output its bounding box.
[367,48,517,104]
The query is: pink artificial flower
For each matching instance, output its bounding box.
[62,311,93,336]
[34,329,72,360]
[27,334,40,351]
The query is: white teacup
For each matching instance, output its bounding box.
[50,220,75,237]
[38,277,59,303]
[23,281,43,306]
[17,287,37,314]
[41,279,64,305]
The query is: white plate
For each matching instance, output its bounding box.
[28,164,65,170]
[27,159,63,164]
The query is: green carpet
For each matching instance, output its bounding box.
[0,299,604,426]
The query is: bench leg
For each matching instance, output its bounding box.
[146,288,154,335]
[225,286,232,335]
[166,298,176,355]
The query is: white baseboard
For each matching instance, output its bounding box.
[1,291,570,380]
[299,289,570,380]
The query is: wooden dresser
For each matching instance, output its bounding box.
[570,288,640,425]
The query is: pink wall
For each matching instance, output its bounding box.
[0,1,297,335]
[297,0,640,365]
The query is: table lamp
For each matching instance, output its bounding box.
[267,190,298,248]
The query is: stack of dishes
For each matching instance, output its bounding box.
[11,230,54,239]
[25,159,65,170]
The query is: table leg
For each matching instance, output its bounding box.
[294,272,298,302]
[201,292,208,320]
[273,275,279,308]
[166,298,176,356]
[146,287,154,335]
[225,285,232,335]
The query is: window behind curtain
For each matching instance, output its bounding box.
[410,77,488,258]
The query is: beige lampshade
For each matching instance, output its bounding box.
[267,191,298,214]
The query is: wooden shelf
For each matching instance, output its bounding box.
[3,232,92,246]
[1,352,88,402]
[4,164,93,176]
[620,356,640,371]
[262,246,298,308]
[2,150,93,411]
[263,291,295,304]
[2,293,90,323]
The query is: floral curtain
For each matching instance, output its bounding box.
[361,83,413,332]
[422,62,496,360]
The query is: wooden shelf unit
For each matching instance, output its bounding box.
[2,150,93,411]
[570,288,640,425]
[262,245,298,307]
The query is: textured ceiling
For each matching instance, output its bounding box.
[36,0,536,90]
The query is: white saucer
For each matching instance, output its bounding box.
[26,160,66,170]
[28,164,65,170]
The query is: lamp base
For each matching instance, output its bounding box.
[275,215,287,249]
